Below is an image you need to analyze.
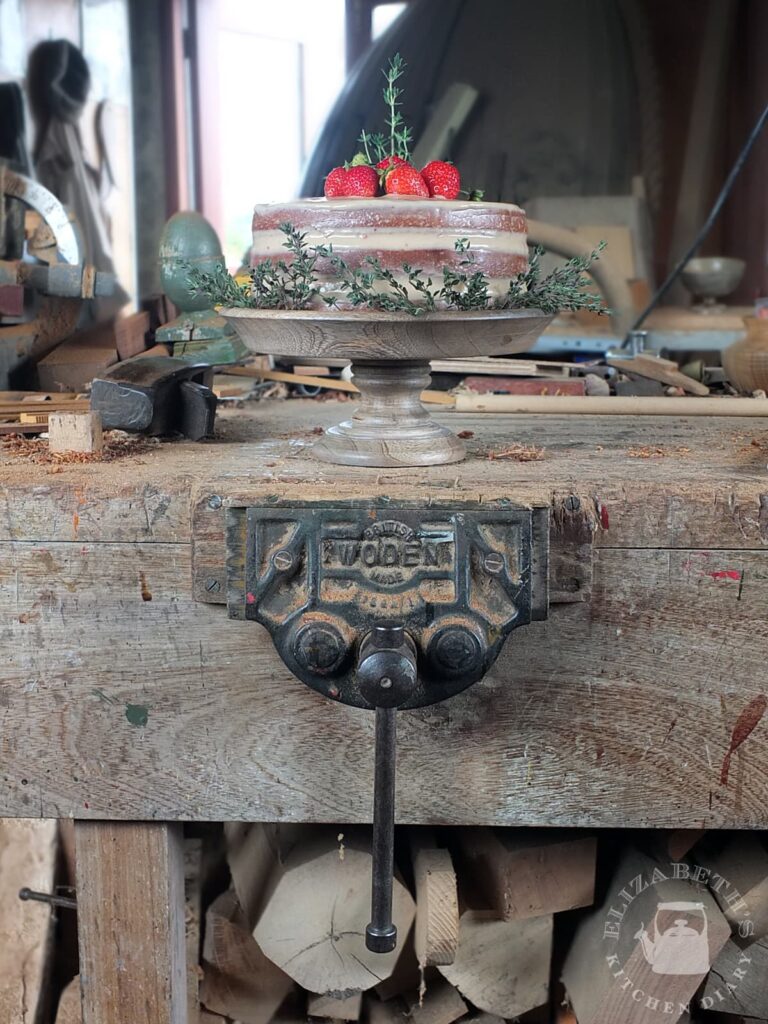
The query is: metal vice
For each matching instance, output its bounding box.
[225,500,549,952]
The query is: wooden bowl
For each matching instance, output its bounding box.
[220,307,553,361]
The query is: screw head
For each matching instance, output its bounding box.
[204,576,221,593]
[271,548,294,572]
[207,494,223,510]
[483,550,505,575]
[565,495,581,512]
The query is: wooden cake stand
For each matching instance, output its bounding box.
[221,308,552,467]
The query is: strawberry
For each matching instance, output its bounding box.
[324,164,379,198]
[421,160,461,200]
[375,154,407,173]
[384,163,429,197]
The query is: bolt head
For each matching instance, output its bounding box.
[207,494,223,510]
[294,623,346,676]
[483,550,505,575]
[430,626,483,677]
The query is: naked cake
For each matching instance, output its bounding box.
[250,197,528,308]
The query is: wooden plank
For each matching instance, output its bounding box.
[453,828,596,919]
[0,819,57,1024]
[0,542,765,825]
[607,354,709,396]
[410,833,459,966]
[0,404,765,551]
[75,821,186,1024]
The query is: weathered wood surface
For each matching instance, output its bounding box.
[0,404,765,825]
[75,821,186,1024]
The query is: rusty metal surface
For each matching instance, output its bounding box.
[226,500,549,710]
[2,169,81,265]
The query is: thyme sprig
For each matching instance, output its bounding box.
[188,223,608,318]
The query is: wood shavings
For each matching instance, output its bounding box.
[626,445,692,459]
[487,444,545,462]
[0,432,160,465]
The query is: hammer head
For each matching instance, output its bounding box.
[90,356,217,441]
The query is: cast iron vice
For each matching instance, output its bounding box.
[226,500,549,952]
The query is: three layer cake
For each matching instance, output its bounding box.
[251,197,528,308]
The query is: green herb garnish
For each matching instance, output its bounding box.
[187,225,608,318]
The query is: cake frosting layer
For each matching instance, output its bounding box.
[250,197,528,307]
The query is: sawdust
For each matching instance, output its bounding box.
[487,444,545,462]
[626,445,692,459]
[0,432,160,465]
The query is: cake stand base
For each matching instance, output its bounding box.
[311,361,465,468]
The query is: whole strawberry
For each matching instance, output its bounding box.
[421,160,461,200]
[384,163,429,197]
[324,164,379,198]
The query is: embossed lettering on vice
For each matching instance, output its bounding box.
[321,519,455,587]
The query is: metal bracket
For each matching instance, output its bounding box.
[225,500,548,710]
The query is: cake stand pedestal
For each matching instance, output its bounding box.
[221,308,552,468]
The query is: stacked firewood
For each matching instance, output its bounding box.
[48,824,768,1024]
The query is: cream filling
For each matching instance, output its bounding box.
[252,227,528,257]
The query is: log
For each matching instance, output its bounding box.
[224,821,303,928]
[374,927,422,1001]
[411,833,459,967]
[561,847,731,1024]
[407,978,467,1024]
[454,828,596,919]
[55,976,82,1024]
[365,994,408,1024]
[438,910,552,1018]
[701,935,768,1016]
[696,834,768,940]
[253,831,415,995]
[307,991,363,1020]
[200,889,293,1024]
[0,819,57,1024]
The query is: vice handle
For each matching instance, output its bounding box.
[356,625,417,954]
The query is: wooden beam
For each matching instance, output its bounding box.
[410,832,459,966]
[75,821,186,1024]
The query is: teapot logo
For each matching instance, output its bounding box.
[634,901,710,975]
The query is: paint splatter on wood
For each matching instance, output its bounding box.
[139,572,152,601]
[125,704,149,728]
[721,695,768,786]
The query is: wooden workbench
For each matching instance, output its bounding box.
[0,400,766,829]
[3,399,767,1023]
